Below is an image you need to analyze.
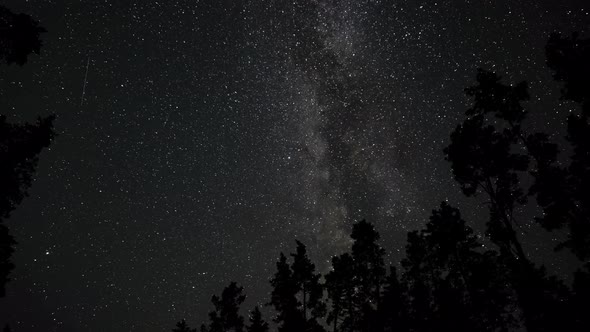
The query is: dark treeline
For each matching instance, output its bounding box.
[0,6,55,332]
[174,33,590,332]
[0,5,55,298]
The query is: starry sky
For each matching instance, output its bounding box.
[0,0,589,331]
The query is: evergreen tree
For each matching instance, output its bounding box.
[350,220,386,332]
[269,242,325,332]
[379,266,407,332]
[326,220,385,332]
[290,240,326,329]
[206,282,246,332]
[247,306,269,332]
[325,253,355,332]
[173,319,197,332]
[269,252,303,332]
[402,202,515,332]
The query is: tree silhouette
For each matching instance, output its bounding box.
[290,240,326,330]
[350,220,386,332]
[247,306,269,332]
[325,253,354,332]
[177,31,590,332]
[0,14,53,327]
[378,266,407,332]
[325,220,385,332]
[0,5,46,66]
[444,69,530,262]
[402,202,516,332]
[539,32,590,261]
[173,319,197,332]
[203,282,246,332]
[269,242,325,332]
[269,252,303,332]
[0,6,54,297]
[445,67,578,331]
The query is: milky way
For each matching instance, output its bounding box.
[0,0,588,330]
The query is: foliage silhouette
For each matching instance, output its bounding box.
[325,253,355,332]
[171,31,590,332]
[402,202,515,332]
[247,306,269,332]
[269,241,326,332]
[0,5,46,66]
[201,282,246,332]
[173,319,197,332]
[0,7,54,298]
[539,32,590,260]
[444,69,530,262]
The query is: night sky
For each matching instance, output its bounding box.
[0,0,589,331]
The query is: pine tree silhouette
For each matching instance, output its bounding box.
[247,306,269,332]
[326,220,385,332]
[290,240,326,330]
[325,253,354,332]
[378,266,407,332]
[204,282,246,332]
[402,202,515,331]
[269,252,302,332]
[173,319,197,332]
[350,220,386,332]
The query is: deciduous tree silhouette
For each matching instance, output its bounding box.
[444,69,530,262]
[247,306,269,332]
[445,68,574,331]
[540,32,590,261]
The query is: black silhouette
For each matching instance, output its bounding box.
[0,5,46,66]
[402,202,514,331]
[537,32,590,260]
[324,220,385,332]
[202,282,246,332]
[269,241,325,332]
[444,69,530,262]
[378,266,406,332]
[172,30,590,332]
[0,6,54,298]
[247,306,269,332]
[325,253,354,332]
[173,319,197,332]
